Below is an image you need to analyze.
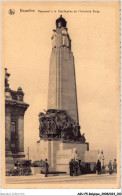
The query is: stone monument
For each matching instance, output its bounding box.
[37,16,89,173]
[48,15,78,123]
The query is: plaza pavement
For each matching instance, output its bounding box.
[6,173,117,184]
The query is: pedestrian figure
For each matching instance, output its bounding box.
[79,160,82,174]
[69,159,74,176]
[108,160,113,175]
[72,159,75,176]
[113,159,117,173]
[45,159,49,177]
[96,159,101,175]
[74,159,79,176]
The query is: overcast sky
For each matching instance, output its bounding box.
[2,1,120,164]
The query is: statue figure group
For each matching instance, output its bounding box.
[38,110,86,143]
[51,28,71,49]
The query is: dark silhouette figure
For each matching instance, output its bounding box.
[108,161,113,175]
[78,160,82,174]
[96,159,101,175]
[45,159,49,177]
[74,160,79,176]
[113,159,117,173]
[69,159,74,176]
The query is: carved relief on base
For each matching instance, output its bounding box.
[38,109,86,143]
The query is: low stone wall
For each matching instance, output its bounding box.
[31,167,45,175]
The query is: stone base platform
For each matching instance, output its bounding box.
[36,139,89,174]
[56,142,89,173]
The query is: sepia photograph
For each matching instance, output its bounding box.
[1,1,121,189]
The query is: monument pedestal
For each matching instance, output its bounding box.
[56,142,89,173]
[37,139,61,170]
[37,139,89,173]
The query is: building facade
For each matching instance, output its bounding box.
[5,68,29,171]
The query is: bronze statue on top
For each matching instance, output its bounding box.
[38,109,86,143]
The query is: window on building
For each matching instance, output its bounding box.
[11,121,16,133]
[11,121,18,153]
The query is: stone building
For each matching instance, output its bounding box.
[5,68,29,171]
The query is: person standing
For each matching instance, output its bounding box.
[113,159,117,173]
[79,160,82,174]
[74,159,79,176]
[108,160,113,175]
[69,159,74,176]
[45,159,49,177]
[96,159,101,175]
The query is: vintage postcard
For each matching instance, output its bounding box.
[1,1,121,189]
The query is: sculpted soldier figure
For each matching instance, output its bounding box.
[38,109,86,142]
[51,30,57,49]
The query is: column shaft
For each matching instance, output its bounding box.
[5,111,11,152]
[18,115,24,152]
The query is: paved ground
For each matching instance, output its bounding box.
[6,173,117,184]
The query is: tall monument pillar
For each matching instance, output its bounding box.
[48,15,79,123]
[37,16,89,173]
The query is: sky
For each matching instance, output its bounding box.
[2,1,120,164]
